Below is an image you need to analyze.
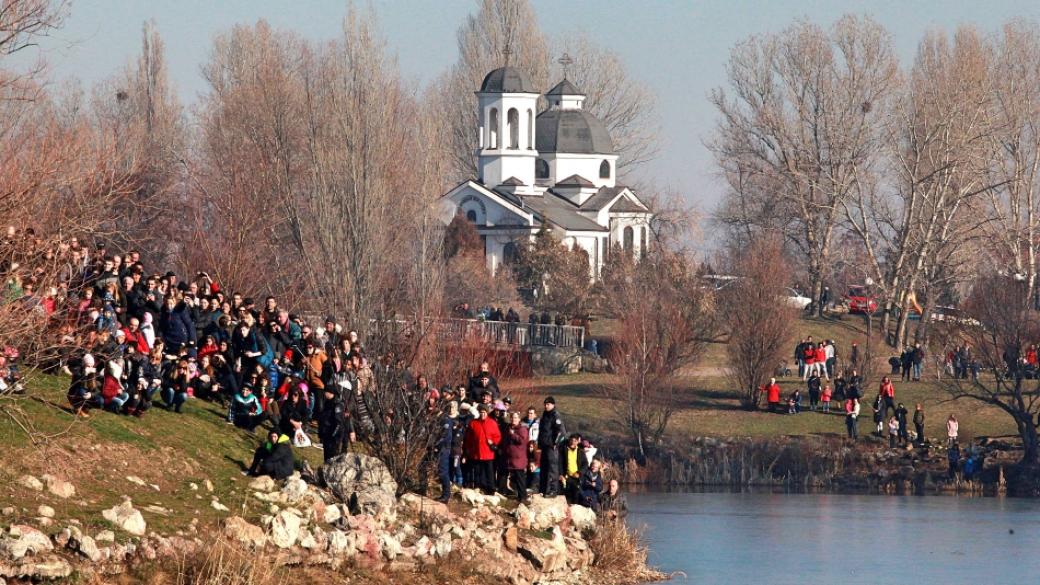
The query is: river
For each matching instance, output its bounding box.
[628,491,1040,584]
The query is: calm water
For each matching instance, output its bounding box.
[629,491,1040,584]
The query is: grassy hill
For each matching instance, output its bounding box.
[0,373,323,537]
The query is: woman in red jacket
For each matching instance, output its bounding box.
[464,404,502,494]
[802,343,816,380]
[879,376,896,417]
[814,344,828,380]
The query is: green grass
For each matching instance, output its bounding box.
[508,315,1018,445]
[0,371,323,536]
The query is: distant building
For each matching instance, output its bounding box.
[441,65,653,279]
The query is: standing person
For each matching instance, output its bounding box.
[463,405,501,494]
[844,398,859,439]
[316,387,349,463]
[872,394,885,437]
[765,377,782,413]
[522,407,540,444]
[821,383,833,413]
[912,343,925,381]
[888,415,900,448]
[436,402,458,503]
[913,404,925,446]
[579,459,604,509]
[948,442,961,479]
[895,403,909,446]
[879,376,896,417]
[795,339,807,378]
[807,373,821,411]
[814,343,829,381]
[825,340,836,379]
[850,342,860,371]
[802,342,816,381]
[537,396,565,496]
[598,479,629,520]
[503,412,530,502]
[900,347,913,382]
[559,433,588,504]
[947,414,959,447]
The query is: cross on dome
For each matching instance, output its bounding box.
[557,52,573,79]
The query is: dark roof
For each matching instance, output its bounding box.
[545,79,584,96]
[535,109,614,154]
[521,193,607,232]
[579,186,627,210]
[479,67,538,94]
[609,198,647,213]
[500,177,526,186]
[555,174,594,188]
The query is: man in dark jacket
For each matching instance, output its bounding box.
[895,403,910,446]
[537,396,565,496]
[246,431,295,479]
[437,404,458,503]
[317,388,350,462]
[913,403,925,446]
[158,296,195,352]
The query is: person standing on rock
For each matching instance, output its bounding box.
[895,403,909,446]
[503,411,530,502]
[947,414,959,447]
[538,396,566,497]
[560,433,588,504]
[463,404,501,494]
[436,401,459,503]
[317,387,349,462]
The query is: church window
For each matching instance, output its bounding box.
[503,242,519,265]
[489,108,499,149]
[536,158,549,179]
[466,210,478,223]
[623,226,634,257]
[599,159,611,179]
[507,108,519,149]
[527,109,534,149]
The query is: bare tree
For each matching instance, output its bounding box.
[0,0,67,102]
[711,15,899,317]
[721,237,797,409]
[948,272,1040,494]
[599,251,717,459]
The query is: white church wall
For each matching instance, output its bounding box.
[543,153,618,188]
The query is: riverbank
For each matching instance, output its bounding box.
[610,434,1029,496]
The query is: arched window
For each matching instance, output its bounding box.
[623,226,634,257]
[599,160,611,179]
[503,242,519,265]
[527,109,534,150]
[507,108,519,149]
[535,158,549,179]
[489,108,499,149]
[466,210,478,223]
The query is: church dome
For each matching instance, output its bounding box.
[535,109,614,155]
[479,66,538,94]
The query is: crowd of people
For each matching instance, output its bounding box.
[10,237,625,516]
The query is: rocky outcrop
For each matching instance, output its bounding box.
[320,453,397,515]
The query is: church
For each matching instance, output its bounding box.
[441,64,653,280]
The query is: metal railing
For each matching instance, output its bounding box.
[436,318,585,349]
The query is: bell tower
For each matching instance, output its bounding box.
[476,63,539,195]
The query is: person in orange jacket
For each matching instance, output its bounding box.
[879,376,896,418]
[765,377,782,413]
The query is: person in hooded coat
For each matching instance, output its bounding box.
[246,431,295,479]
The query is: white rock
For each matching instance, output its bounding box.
[223,516,266,549]
[380,533,402,560]
[189,483,198,491]
[269,510,301,548]
[42,475,76,499]
[210,500,229,513]
[126,476,147,488]
[434,533,453,558]
[327,529,358,555]
[102,499,147,536]
[322,503,342,525]
[248,476,276,492]
[281,476,309,503]
[37,505,55,519]
[204,479,214,492]
[77,535,103,562]
[95,530,115,543]
[2,524,53,559]
[569,504,597,532]
[17,475,43,491]
[519,495,569,530]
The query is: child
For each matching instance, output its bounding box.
[821,384,833,412]
[888,415,900,448]
[788,389,802,414]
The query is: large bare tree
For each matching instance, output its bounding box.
[711,15,899,317]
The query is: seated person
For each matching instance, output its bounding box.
[246,430,295,479]
[229,385,265,431]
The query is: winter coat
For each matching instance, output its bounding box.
[159,302,195,347]
[766,383,782,404]
[880,380,895,398]
[503,424,530,471]
[537,409,565,450]
[463,416,501,461]
[260,435,295,479]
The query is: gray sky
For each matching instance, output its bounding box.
[15,0,1040,213]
